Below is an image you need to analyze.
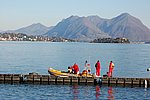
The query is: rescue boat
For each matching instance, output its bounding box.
[48,67,94,77]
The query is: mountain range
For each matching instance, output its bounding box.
[2,13,150,42]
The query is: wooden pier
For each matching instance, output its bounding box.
[0,73,149,88]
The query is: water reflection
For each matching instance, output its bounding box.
[107,87,114,100]
[71,85,103,100]
[72,85,79,100]
[95,85,101,100]
[95,86,114,100]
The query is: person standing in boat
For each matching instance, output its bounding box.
[108,61,115,77]
[84,60,91,74]
[72,63,79,74]
[95,60,101,77]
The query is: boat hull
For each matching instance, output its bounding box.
[48,68,93,77]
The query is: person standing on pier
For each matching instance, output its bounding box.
[108,61,115,77]
[95,60,101,77]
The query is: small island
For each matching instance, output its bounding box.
[91,37,130,43]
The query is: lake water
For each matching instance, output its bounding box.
[0,41,150,99]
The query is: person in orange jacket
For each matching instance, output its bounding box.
[108,61,115,77]
[72,63,79,74]
[95,60,101,77]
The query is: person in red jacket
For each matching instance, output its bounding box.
[108,61,115,77]
[95,60,101,77]
[72,63,79,74]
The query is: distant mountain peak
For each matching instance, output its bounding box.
[3,23,51,36]
[113,13,132,20]
[87,15,102,20]
[32,23,42,25]
[69,15,79,18]
[30,23,48,27]
[115,13,143,23]
[87,15,101,18]
[120,13,130,16]
[66,15,79,20]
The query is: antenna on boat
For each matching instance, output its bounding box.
[89,56,90,64]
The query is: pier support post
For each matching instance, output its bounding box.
[116,79,118,86]
[55,77,57,84]
[48,76,50,85]
[131,79,133,88]
[139,79,141,87]
[4,74,5,84]
[33,75,34,84]
[123,79,125,87]
[63,78,64,85]
[11,75,13,84]
[78,77,80,85]
[85,78,87,85]
[19,75,23,84]
[40,77,42,85]
[70,77,72,85]
[94,77,102,86]
[108,78,110,86]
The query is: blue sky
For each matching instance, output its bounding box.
[0,0,150,30]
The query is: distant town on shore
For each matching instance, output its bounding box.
[0,33,132,43]
[0,33,75,42]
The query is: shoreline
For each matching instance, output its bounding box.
[0,40,147,44]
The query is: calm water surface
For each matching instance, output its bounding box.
[0,41,150,99]
[0,84,150,100]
